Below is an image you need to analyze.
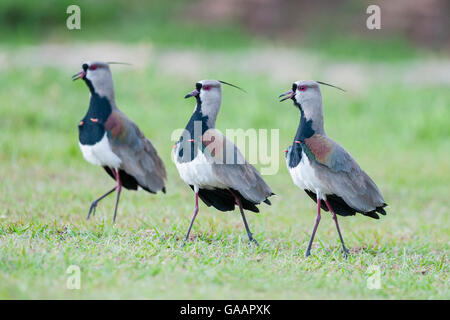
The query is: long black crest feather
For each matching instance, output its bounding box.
[219,80,247,93]
[316,81,346,92]
[107,61,132,66]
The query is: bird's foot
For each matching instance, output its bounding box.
[342,247,350,259]
[305,250,311,258]
[86,201,98,220]
[181,234,191,247]
[248,234,259,247]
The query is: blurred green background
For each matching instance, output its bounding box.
[0,0,449,299]
[1,0,449,59]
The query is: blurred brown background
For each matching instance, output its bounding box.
[1,0,449,54]
[187,0,450,50]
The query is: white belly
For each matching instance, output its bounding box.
[79,133,122,168]
[174,147,227,190]
[288,151,330,197]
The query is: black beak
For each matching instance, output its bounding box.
[72,70,86,81]
[279,90,295,102]
[184,89,199,99]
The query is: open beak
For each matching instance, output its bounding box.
[72,70,86,81]
[279,90,295,102]
[184,89,199,99]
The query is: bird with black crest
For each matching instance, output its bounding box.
[280,80,387,258]
[174,80,274,245]
[72,61,167,223]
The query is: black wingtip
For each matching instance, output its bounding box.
[364,211,380,219]
[376,206,386,215]
[162,187,166,194]
[263,199,271,205]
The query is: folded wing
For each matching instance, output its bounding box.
[106,110,167,193]
[203,129,274,205]
[304,134,386,216]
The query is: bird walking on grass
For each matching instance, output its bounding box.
[72,61,166,223]
[174,80,274,245]
[279,80,387,257]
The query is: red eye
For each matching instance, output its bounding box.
[89,64,98,70]
[203,85,211,91]
[298,85,307,91]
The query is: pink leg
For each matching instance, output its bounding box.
[324,199,350,258]
[112,168,122,223]
[87,170,118,220]
[183,191,199,243]
[229,189,259,246]
[305,197,321,257]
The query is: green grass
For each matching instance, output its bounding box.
[0,63,449,299]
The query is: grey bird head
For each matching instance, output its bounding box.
[280,80,325,133]
[72,61,115,100]
[184,80,223,128]
[280,80,344,134]
[185,79,246,128]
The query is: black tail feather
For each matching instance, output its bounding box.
[376,205,387,215]
[304,190,387,220]
[263,193,275,205]
[362,211,379,219]
[190,186,269,213]
[103,167,157,194]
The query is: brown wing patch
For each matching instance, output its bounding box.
[202,129,226,163]
[105,112,124,139]
[304,134,334,164]
[202,129,243,165]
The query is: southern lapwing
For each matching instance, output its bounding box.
[174,80,274,245]
[72,61,167,223]
[280,80,387,257]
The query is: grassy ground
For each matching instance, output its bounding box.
[0,61,449,299]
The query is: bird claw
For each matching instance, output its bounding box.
[342,247,350,259]
[87,201,98,220]
[249,236,259,247]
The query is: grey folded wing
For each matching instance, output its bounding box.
[314,140,386,212]
[207,131,273,203]
[109,116,167,193]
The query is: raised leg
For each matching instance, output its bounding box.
[305,197,322,257]
[112,169,122,224]
[183,190,199,244]
[229,189,259,246]
[87,187,116,220]
[324,199,350,258]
